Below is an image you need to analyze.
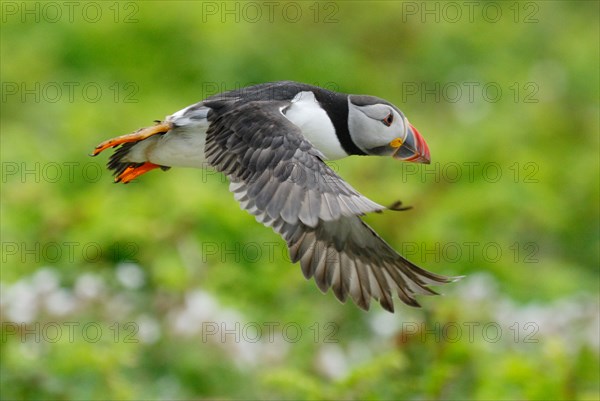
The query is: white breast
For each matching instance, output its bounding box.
[283,91,348,160]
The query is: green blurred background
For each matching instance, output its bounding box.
[1,1,598,399]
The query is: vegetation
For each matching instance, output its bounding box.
[1,1,598,399]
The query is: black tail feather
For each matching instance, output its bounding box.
[107,142,140,178]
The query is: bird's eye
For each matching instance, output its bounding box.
[382,113,394,127]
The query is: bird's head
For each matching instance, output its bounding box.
[347,95,430,163]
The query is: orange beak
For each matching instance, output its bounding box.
[392,123,431,164]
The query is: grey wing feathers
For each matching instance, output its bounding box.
[205,99,454,312]
[204,99,384,228]
[231,176,454,312]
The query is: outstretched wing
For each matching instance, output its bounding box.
[205,99,454,312]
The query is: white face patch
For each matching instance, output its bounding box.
[283,91,348,160]
[347,99,407,155]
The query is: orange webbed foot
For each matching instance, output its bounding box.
[116,162,162,184]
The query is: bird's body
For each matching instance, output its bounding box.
[127,84,348,170]
[93,81,456,312]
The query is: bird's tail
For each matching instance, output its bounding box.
[91,121,171,183]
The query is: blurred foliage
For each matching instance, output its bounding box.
[1,1,599,400]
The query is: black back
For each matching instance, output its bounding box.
[206,81,366,156]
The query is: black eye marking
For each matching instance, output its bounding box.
[382,113,394,127]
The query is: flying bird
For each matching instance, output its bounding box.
[92,81,457,312]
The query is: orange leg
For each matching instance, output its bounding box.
[116,162,162,183]
[91,121,172,156]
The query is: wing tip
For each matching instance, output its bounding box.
[449,274,466,283]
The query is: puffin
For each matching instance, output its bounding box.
[92,81,458,312]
